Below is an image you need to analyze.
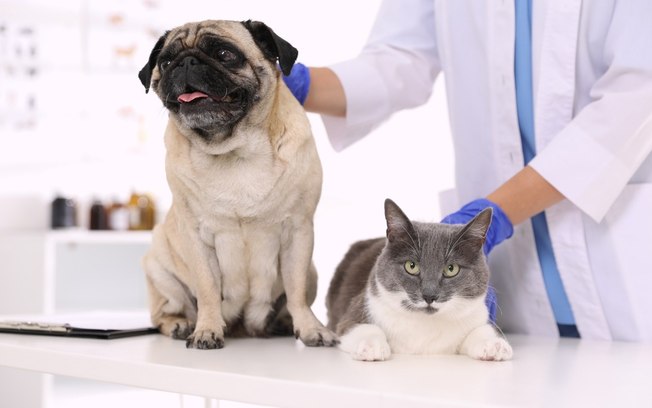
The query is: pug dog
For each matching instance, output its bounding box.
[138,20,337,349]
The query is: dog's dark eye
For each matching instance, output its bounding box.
[217,49,237,63]
[159,60,171,71]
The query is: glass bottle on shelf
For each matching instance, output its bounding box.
[128,191,141,230]
[138,193,156,230]
[128,192,156,230]
[50,194,77,229]
[89,199,108,230]
[107,197,129,231]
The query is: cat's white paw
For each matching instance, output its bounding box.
[351,338,392,362]
[339,324,392,362]
[466,337,513,361]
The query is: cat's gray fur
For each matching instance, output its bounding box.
[326,199,512,361]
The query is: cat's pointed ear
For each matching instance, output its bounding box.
[384,199,417,243]
[451,208,493,256]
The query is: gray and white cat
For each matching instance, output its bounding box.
[326,199,512,361]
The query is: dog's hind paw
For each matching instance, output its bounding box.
[295,325,339,347]
[186,329,225,350]
[157,317,195,340]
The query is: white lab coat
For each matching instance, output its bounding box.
[322,0,652,341]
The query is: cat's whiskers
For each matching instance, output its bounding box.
[489,301,509,337]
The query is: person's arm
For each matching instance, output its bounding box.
[526,1,652,223]
[303,67,346,117]
[441,166,564,255]
[486,165,564,225]
[283,0,440,151]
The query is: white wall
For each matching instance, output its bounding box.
[0,0,454,322]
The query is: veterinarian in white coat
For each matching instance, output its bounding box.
[287,0,652,341]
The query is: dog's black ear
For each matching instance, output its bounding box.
[242,20,298,76]
[138,31,169,93]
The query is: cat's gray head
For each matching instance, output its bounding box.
[370,199,492,316]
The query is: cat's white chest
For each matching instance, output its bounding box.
[367,285,486,355]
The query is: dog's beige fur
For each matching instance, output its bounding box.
[140,21,336,349]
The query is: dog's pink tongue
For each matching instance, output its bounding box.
[178,91,209,103]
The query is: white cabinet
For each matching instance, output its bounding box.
[0,230,153,408]
[0,230,152,315]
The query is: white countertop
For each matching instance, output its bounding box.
[1,328,651,407]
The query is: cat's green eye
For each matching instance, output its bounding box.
[404,261,420,275]
[443,263,460,278]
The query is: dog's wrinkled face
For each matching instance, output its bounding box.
[138,20,297,141]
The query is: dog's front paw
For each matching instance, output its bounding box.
[186,329,225,350]
[295,325,339,347]
[466,337,513,361]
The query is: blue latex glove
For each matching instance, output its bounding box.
[441,198,513,324]
[441,198,513,256]
[282,62,310,105]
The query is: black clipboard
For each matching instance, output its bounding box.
[0,322,158,339]
[0,311,159,339]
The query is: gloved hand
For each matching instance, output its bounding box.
[281,62,310,105]
[441,198,513,256]
[441,198,513,324]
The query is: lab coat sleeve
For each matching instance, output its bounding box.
[322,0,441,151]
[530,0,652,222]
